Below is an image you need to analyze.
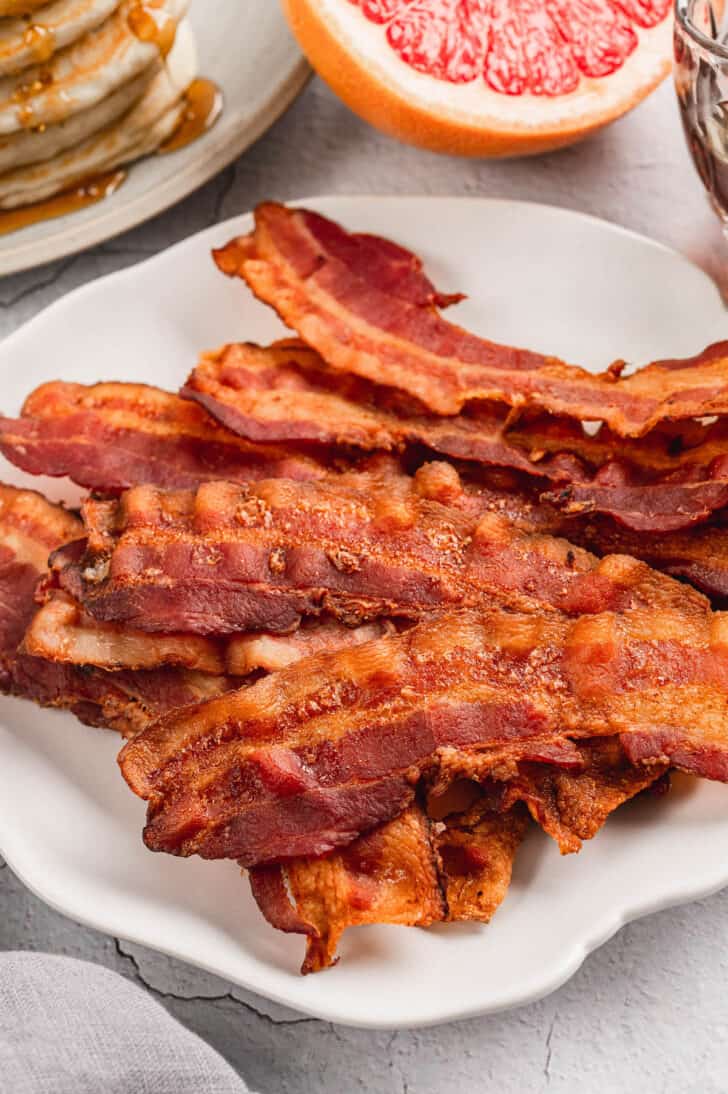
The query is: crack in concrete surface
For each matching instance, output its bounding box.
[543,1014,557,1084]
[0,255,79,309]
[114,939,318,1028]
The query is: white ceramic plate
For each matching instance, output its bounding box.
[0,196,727,1030]
[0,1,309,277]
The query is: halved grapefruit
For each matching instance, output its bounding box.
[281,0,673,156]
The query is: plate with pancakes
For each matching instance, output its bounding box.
[0,1,309,274]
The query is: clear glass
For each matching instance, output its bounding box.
[675,0,728,227]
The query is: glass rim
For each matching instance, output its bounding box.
[675,0,728,62]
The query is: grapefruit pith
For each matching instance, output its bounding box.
[281,0,673,156]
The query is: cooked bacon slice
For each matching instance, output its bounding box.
[249,802,528,974]
[519,736,667,852]
[11,657,237,739]
[24,591,393,679]
[216,202,728,434]
[119,594,728,867]
[558,516,728,604]
[226,619,395,676]
[183,340,541,472]
[226,210,465,314]
[414,462,728,604]
[0,381,328,493]
[250,733,666,973]
[249,805,446,973]
[434,802,529,923]
[467,470,728,603]
[184,341,728,533]
[23,591,228,675]
[431,735,667,855]
[0,484,81,690]
[0,483,238,735]
[59,473,712,636]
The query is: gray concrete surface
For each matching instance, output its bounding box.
[2,75,728,1093]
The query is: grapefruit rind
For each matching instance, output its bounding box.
[283,0,673,156]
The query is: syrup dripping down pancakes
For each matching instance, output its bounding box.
[0,0,221,231]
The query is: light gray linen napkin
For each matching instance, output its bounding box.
[0,952,249,1094]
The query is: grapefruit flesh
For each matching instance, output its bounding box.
[282,0,673,155]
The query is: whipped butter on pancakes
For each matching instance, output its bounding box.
[0,0,221,231]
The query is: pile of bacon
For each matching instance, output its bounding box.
[2,202,728,974]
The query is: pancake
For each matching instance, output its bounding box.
[0,0,188,135]
[0,17,196,207]
[0,0,123,79]
[0,2,50,14]
[0,60,156,172]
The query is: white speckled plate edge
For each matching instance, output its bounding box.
[0,1,310,276]
[0,196,727,1030]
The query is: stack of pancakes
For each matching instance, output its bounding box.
[0,0,197,209]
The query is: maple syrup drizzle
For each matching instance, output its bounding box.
[127,0,178,58]
[12,68,53,129]
[159,78,223,154]
[23,23,55,65]
[0,170,126,236]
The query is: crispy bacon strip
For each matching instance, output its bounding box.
[228,212,464,314]
[555,515,728,604]
[183,340,542,473]
[184,341,728,532]
[249,803,528,974]
[215,202,728,434]
[0,484,238,735]
[251,733,666,973]
[249,805,446,974]
[226,619,395,676]
[13,659,238,739]
[119,592,728,867]
[23,591,228,674]
[436,464,728,603]
[250,731,669,972]
[24,591,394,678]
[0,484,81,690]
[0,381,328,493]
[431,734,667,855]
[435,801,529,923]
[59,472,713,636]
[410,462,728,604]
